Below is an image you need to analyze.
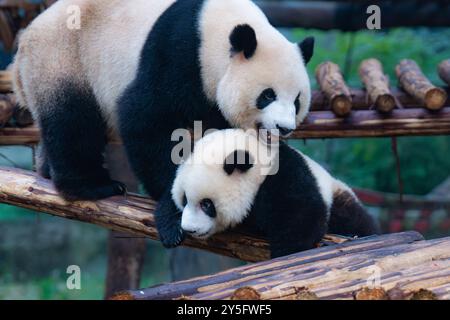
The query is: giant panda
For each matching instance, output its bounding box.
[168,129,379,257]
[12,0,314,244]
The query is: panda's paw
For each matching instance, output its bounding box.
[160,226,185,248]
[58,180,127,201]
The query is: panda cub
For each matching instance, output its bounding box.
[169,129,379,258]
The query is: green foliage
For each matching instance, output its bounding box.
[288,28,450,195]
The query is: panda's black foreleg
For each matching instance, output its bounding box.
[154,189,185,248]
[265,205,328,259]
[35,143,51,179]
[328,192,380,237]
[37,81,126,201]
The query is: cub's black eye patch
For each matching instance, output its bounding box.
[295,93,301,114]
[256,88,277,110]
[200,199,216,218]
[182,194,187,207]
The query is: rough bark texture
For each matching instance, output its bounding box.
[396,59,447,111]
[438,59,450,86]
[104,144,147,299]
[0,167,352,263]
[109,231,450,301]
[359,59,396,113]
[316,62,352,117]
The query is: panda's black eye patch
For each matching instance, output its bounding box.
[200,199,216,218]
[256,88,277,110]
[182,194,187,207]
[295,93,301,114]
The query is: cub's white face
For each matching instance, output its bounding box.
[172,129,273,238]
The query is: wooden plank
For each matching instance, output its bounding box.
[0,167,354,263]
[111,231,425,300]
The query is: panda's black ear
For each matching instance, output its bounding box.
[229,24,257,59]
[223,150,254,175]
[298,37,315,65]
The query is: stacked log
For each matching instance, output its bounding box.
[108,231,450,301]
[396,59,447,111]
[359,59,396,113]
[316,61,352,117]
[438,59,450,86]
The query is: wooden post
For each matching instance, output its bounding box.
[359,59,396,113]
[104,145,147,299]
[396,59,447,111]
[316,61,352,117]
[438,59,450,86]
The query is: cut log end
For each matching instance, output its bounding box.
[231,287,261,300]
[425,87,447,110]
[375,94,396,113]
[331,95,352,117]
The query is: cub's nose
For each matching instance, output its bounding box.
[276,125,294,136]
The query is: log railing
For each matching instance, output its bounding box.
[109,231,450,300]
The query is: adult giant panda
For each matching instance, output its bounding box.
[169,129,379,257]
[13,0,314,244]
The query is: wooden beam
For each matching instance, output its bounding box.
[292,107,450,139]
[110,231,450,301]
[438,59,450,86]
[257,1,450,30]
[0,167,353,263]
[1,107,450,144]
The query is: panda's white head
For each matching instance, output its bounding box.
[172,129,274,238]
[216,24,314,137]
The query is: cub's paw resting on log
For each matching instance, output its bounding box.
[155,190,185,248]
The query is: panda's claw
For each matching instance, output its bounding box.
[160,226,185,248]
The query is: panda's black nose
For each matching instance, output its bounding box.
[276,125,293,136]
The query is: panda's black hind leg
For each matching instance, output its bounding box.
[37,81,126,201]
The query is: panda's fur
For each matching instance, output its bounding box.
[13,0,314,207]
[171,129,379,258]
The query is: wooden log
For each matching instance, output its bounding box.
[438,59,450,86]
[0,125,40,145]
[0,167,353,263]
[111,231,432,300]
[396,59,447,111]
[256,1,450,30]
[0,94,14,126]
[0,71,12,93]
[359,59,396,113]
[316,62,352,117]
[292,107,450,139]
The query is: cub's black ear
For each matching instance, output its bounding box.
[229,24,257,59]
[223,150,254,175]
[299,37,315,65]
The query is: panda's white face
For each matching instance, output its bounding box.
[212,25,313,137]
[172,129,273,238]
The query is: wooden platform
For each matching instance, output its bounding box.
[113,231,450,300]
